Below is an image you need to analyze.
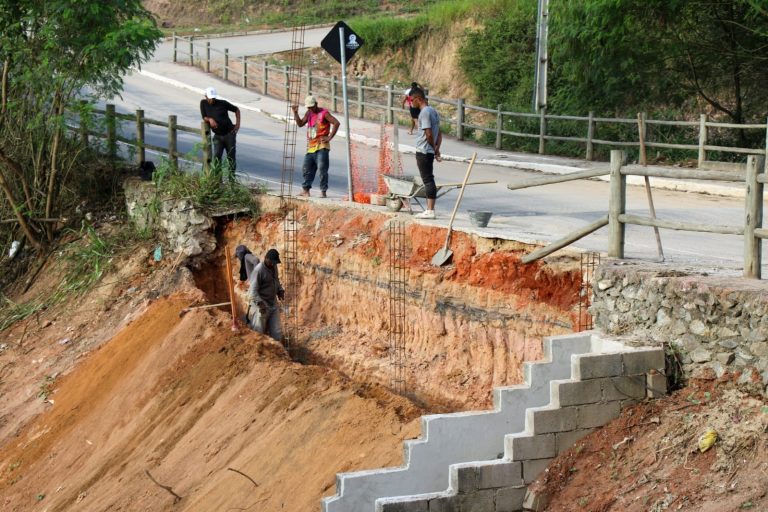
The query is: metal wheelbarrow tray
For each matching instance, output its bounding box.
[382,173,497,212]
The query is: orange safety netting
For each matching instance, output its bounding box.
[350,125,405,204]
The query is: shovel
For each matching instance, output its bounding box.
[431,152,478,266]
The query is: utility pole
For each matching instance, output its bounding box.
[533,0,549,112]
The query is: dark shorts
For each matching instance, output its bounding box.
[409,106,420,120]
[415,152,437,199]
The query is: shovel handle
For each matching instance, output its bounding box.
[442,153,478,249]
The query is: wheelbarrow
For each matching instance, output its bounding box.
[381,173,497,212]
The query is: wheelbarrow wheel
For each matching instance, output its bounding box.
[386,196,403,212]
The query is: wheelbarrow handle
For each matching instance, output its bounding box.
[437,180,498,188]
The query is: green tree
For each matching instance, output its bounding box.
[0,0,161,250]
[549,0,768,126]
[457,0,537,109]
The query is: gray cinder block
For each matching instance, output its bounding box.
[476,462,523,489]
[574,353,623,379]
[576,401,621,429]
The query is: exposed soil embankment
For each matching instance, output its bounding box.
[212,197,582,410]
[0,294,420,511]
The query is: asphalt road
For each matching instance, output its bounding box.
[102,31,766,275]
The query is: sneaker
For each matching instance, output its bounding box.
[415,209,436,219]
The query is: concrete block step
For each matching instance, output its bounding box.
[321,333,593,512]
[370,339,666,512]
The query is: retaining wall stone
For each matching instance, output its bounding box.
[590,261,768,395]
[123,177,216,258]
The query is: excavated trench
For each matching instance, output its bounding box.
[195,197,583,411]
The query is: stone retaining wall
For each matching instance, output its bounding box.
[590,261,768,395]
[123,177,216,258]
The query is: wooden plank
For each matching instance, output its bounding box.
[706,121,765,129]
[591,139,638,147]
[506,168,608,191]
[544,135,588,143]
[644,141,698,151]
[622,167,744,182]
[619,214,743,235]
[703,144,764,155]
[521,216,608,263]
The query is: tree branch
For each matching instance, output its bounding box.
[0,148,42,249]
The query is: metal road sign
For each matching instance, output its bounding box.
[321,21,364,65]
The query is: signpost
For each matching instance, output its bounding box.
[321,21,364,201]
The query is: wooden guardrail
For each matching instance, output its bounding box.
[519,150,766,279]
[67,103,211,172]
[172,34,768,167]
[68,99,767,279]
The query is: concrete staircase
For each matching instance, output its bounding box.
[321,333,666,512]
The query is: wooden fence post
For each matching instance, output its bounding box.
[358,78,365,118]
[79,100,89,147]
[201,121,210,174]
[224,49,229,81]
[608,150,626,259]
[386,84,393,125]
[457,98,465,141]
[331,75,338,111]
[307,68,312,95]
[744,155,764,278]
[262,61,268,95]
[242,56,248,88]
[172,32,177,63]
[283,66,289,100]
[188,37,194,66]
[765,116,768,173]
[106,103,116,166]
[586,111,594,161]
[698,114,707,167]
[538,107,547,154]
[136,109,145,165]
[637,112,647,166]
[205,42,211,73]
[495,104,503,150]
[168,114,178,171]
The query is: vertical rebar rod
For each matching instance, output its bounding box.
[280,24,306,352]
[389,221,407,395]
[578,252,600,332]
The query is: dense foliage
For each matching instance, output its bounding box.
[453,0,768,125]
[550,0,768,124]
[0,0,161,251]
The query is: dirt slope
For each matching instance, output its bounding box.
[0,247,421,511]
[531,378,768,512]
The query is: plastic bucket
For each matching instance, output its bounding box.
[468,210,493,228]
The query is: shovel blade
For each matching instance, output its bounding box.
[431,247,453,266]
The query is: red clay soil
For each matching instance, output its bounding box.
[0,226,423,512]
[0,296,421,511]
[531,378,768,512]
[226,199,582,410]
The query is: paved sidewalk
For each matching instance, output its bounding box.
[139,61,746,199]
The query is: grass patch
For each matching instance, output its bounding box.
[0,222,122,332]
[152,159,258,214]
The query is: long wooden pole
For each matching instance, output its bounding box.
[224,244,239,331]
[522,215,609,263]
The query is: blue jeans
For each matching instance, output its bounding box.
[302,149,330,192]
